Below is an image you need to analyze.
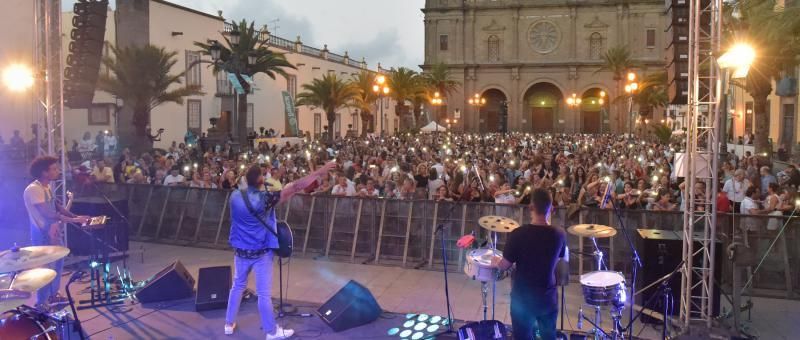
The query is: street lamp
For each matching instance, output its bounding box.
[468,93,486,132]
[625,72,639,134]
[228,26,241,45]
[373,74,390,136]
[566,93,582,133]
[2,64,35,92]
[431,91,444,132]
[718,43,755,79]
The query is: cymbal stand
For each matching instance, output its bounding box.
[490,230,498,321]
[590,237,605,271]
[481,281,489,321]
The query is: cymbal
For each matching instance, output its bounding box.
[478,216,520,233]
[0,246,70,273]
[0,289,32,311]
[8,268,57,292]
[567,224,617,238]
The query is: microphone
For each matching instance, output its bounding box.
[577,307,584,330]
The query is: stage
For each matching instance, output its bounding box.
[43,242,799,339]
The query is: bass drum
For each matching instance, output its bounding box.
[0,309,59,340]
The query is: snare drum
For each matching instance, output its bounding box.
[579,271,627,308]
[464,248,507,282]
[0,309,58,340]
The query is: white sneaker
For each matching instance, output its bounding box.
[265,325,294,340]
[224,323,236,335]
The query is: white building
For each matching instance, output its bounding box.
[0,0,399,150]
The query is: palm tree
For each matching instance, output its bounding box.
[387,67,425,131]
[351,71,378,137]
[597,46,636,132]
[635,71,669,118]
[97,44,203,152]
[296,73,359,142]
[195,20,295,144]
[421,63,461,122]
[724,1,800,155]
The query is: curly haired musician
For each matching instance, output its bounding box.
[224,161,335,339]
[23,156,89,309]
[492,188,567,340]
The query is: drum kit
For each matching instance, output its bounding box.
[0,244,78,339]
[462,218,628,339]
[568,224,628,340]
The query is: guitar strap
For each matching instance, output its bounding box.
[239,189,279,239]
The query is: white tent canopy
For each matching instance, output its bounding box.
[420,121,447,132]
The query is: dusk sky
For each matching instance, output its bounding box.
[64,0,426,70]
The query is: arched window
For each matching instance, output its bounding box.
[589,32,603,59]
[488,35,500,62]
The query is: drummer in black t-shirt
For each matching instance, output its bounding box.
[492,188,566,340]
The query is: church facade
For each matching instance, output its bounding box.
[422,0,667,134]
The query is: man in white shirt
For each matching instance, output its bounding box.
[163,167,186,186]
[359,179,380,197]
[24,156,89,308]
[331,176,356,196]
[722,169,750,213]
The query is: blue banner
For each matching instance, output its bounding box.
[227,73,244,95]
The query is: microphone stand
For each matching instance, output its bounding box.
[601,180,643,339]
[65,271,87,340]
[432,202,461,337]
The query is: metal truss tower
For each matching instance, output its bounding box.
[34,0,66,201]
[680,0,721,329]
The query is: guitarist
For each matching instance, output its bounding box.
[23,156,89,309]
[225,161,335,339]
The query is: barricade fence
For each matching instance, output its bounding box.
[79,183,798,298]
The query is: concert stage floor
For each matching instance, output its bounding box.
[51,242,798,339]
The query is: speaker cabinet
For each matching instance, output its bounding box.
[317,280,381,332]
[136,260,195,303]
[195,266,232,311]
[637,229,721,321]
[69,196,130,255]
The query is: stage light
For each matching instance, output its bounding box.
[387,328,400,336]
[403,320,415,328]
[2,64,34,92]
[90,261,100,268]
[413,323,427,331]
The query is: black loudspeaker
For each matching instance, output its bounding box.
[68,196,130,255]
[136,260,195,303]
[637,229,721,322]
[195,266,232,311]
[64,0,109,108]
[317,280,381,332]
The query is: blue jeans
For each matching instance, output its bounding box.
[225,251,276,334]
[30,225,63,305]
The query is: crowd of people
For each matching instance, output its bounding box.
[59,131,800,223]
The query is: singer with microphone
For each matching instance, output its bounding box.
[491,188,566,340]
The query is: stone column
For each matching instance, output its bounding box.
[570,6,577,60]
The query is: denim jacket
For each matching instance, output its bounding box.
[229,188,281,251]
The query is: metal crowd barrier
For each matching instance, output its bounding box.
[79,183,799,298]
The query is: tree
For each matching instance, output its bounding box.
[97,44,203,152]
[724,1,800,155]
[296,73,359,142]
[421,63,461,122]
[597,46,637,132]
[634,71,669,118]
[387,67,425,131]
[351,71,378,137]
[195,20,295,144]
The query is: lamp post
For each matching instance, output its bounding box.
[718,43,755,159]
[431,91,443,132]
[566,93,582,133]
[599,90,607,133]
[468,93,486,132]
[372,74,390,136]
[624,72,639,135]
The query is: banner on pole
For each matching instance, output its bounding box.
[282,91,299,136]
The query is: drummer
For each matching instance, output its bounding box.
[23,156,89,309]
[491,188,566,340]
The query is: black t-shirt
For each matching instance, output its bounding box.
[503,224,566,314]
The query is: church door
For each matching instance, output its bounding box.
[582,110,600,133]
[531,107,553,133]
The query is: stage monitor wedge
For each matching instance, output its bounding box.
[136,260,195,304]
[317,280,381,332]
[195,266,232,311]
